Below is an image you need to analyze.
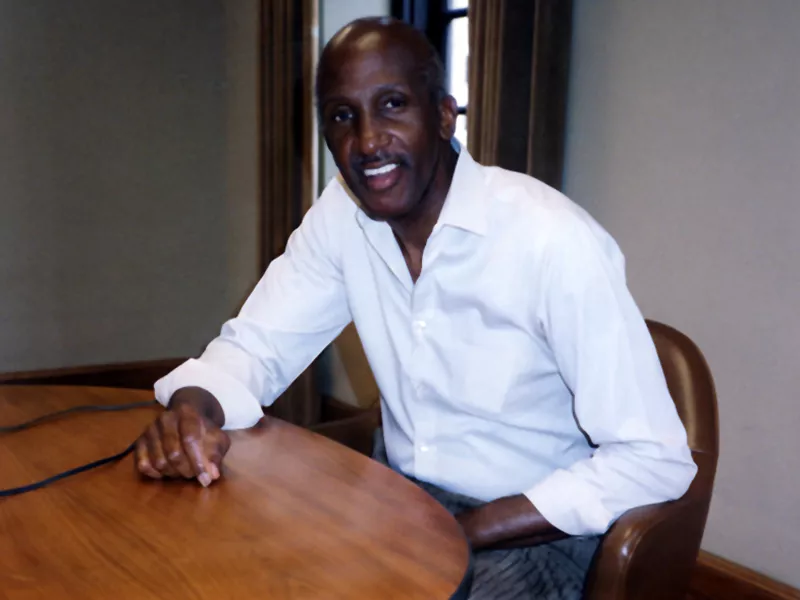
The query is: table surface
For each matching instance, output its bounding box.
[0,385,471,600]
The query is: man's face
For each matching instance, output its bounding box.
[318,39,455,221]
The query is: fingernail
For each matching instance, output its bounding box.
[198,473,212,487]
[209,464,220,479]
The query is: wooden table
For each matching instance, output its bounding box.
[0,386,472,599]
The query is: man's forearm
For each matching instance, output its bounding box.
[455,494,567,550]
[168,387,226,428]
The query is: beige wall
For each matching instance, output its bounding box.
[565,0,800,586]
[0,0,259,372]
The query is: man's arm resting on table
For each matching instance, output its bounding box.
[455,495,567,550]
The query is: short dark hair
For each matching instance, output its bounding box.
[314,17,447,120]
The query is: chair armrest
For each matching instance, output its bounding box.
[585,500,694,598]
[310,407,380,456]
[585,451,715,600]
[489,451,715,600]
[490,498,707,599]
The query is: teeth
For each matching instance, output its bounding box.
[364,163,398,177]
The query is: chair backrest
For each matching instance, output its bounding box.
[585,319,719,599]
[647,320,719,457]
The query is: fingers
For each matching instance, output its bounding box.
[205,446,221,480]
[177,409,215,487]
[146,421,179,478]
[135,436,162,479]
[204,430,231,481]
[159,411,195,479]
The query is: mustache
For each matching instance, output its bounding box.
[353,152,408,170]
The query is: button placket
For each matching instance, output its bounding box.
[408,267,440,479]
[410,271,434,340]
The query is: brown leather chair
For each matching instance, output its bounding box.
[316,319,719,600]
[582,319,719,599]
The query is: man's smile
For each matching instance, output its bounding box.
[361,161,403,192]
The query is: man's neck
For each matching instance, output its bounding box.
[388,144,459,255]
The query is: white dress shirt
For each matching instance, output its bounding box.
[155,147,697,537]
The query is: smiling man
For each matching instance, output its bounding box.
[136,17,697,600]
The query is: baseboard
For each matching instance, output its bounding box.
[690,551,800,600]
[0,358,184,390]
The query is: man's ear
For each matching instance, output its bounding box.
[438,94,459,140]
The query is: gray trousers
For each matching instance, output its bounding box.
[372,430,599,600]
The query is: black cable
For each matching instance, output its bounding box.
[0,441,138,497]
[0,399,158,497]
[0,400,157,433]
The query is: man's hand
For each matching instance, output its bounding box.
[455,494,567,551]
[135,387,230,487]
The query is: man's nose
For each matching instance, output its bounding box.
[357,116,389,156]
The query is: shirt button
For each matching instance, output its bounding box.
[419,445,429,453]
[413,320,427,332]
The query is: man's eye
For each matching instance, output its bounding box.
[331,109,352,124]
[383,96,406,110]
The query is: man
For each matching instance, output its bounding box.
[136,17,696,599]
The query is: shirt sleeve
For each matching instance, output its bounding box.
[524,212,698,536]
[154,183,353,430]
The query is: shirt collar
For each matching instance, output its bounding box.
[434,143,489,237]
[353,141,489,237]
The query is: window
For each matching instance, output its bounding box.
[391,0,470,144]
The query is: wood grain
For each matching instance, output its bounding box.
[0,386,470,599]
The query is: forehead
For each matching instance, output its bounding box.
[319,36,424,98]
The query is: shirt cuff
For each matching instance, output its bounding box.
[154,358,265,430]
[524,469,614,537]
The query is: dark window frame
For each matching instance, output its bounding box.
[391,0,469,115]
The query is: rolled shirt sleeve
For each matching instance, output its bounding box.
[524,213,698,536]
[154,182,353,430]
